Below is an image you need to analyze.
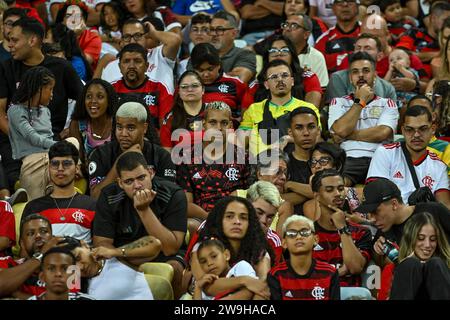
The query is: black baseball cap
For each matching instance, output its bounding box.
[355,178,402,213]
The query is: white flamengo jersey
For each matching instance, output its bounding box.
[367,142,449,203]
[102,45,175,94]
[88,258,154,300]
[328,95,399,158]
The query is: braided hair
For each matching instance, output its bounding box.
[12,66,55,122]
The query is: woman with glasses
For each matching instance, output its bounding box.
[190,43,247,128]
[242,35,322,109]
[160,70,205,150]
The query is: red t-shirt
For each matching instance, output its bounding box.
[78,29,102,70]
[0,201,15,256]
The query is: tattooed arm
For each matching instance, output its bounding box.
[91,236,162,265]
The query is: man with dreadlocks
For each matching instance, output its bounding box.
[0,17,83,194]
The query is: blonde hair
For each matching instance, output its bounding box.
[247,181,283,208]
[282,215,315,237]
[399,212,450,267]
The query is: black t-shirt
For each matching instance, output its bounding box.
[0,44,11,62]
[0,55,83,135]
[375,202,450,245]
[240,0,284,35]
[92,176,187,248]
[88,139,177,188]
[287,152,311,184]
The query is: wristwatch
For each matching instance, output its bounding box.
[32,252,43,262]
[337,225,351,236]
[354,98,366,108]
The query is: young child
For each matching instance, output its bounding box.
[28,247,94,300]
[193,238,267,300]
[267,215,340,300]
[384,48,419,108]
[378,0,417,45]
[7,66,57,200]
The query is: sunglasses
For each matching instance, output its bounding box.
[285,228,314,238]
[268,47,291,56]
[50,159,75,169]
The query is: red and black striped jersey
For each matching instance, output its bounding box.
[203,73,247,120]
[267,229,283,265]
[176,145,251,212]
[267,259,340,300]
[313,221,372,287]
[314,23,360,74]
[112,77,174,129]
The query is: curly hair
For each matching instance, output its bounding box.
[72,78,119,121]
[198,196,274,266]
[256,34,305,102]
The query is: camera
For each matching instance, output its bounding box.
[383,240,399,263]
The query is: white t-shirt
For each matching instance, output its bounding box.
[367,142,450,203]
[201,260,258,300]
[101,45,176,94]
[88,258,154,300]
[328,95,399,158]
[309,0,336,28]
[298,46,329,87]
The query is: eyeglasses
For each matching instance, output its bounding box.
[122,32,145,42]
[281,22,307,31]
[179,83,202,90]
[191,26,210,34]
[268,47,291,56]
[403,125,432,135]
[50,159,75,170]
[266,72,291,81]
[285,228,314,238]
[208,27,234,35]
[309,156,333,168]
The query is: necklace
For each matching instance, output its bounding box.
[94,259,105,277]
[90,120,110,140]
[52,193,77,221]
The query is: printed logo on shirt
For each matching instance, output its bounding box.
[164,169,176,178]
[88,161,97,175]
[225,167,239,181]
[285,291,294,298]
[369,106,383,118]
[313,244,324,251]
[311,286,325,300]
[72,210,85,223]
[393,171,404,179]
[422,176,435,189]
[332,43,341,50]
[192,172,202,179]
[218,84,229,93]
[144,94,156,106]
[189,1,215,12]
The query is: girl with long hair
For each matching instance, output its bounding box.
[159,70,205,150]
[7,66,56,200]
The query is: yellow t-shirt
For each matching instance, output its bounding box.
[239,98,321,155]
